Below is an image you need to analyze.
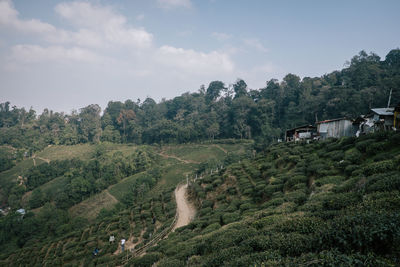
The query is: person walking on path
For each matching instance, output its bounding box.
[121,238,126,252]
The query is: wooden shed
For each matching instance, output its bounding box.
[316,118,355,139]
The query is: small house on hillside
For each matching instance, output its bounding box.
[316,118,354,139]
[371,108,394,131]
[285,125,317,142]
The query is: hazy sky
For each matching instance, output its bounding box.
[1,0,399,113]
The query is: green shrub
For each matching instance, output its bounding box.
[212,178,222,187]
[261,197,284,208]
[282,249,391,266]
[284,175,308,189]
[389,133,400,145]
[266,232,316,256]
[365,142,386,156]
[344,164,359,176]
[322,192,361,210]
[344,149,362,164]
[202,200,214,209]
[355,139,375,153]
[362,160,395,176]
[275,216,324,234]
[287,155,301,163]
[157,258,185,267]
[284,189,307,205]
[365,172,400,193]
[243,188,254,196]
[239,202,253,211]
[319,211,400,255]
[315,176,346,186]
[306,161,328,176]
[373,153,392,162]
[326,150,344,161]
[340,136,356,146]
[203,223,221,234]
[199,207,212,217]
[292,183,307,191]
[222,211,240,224]
[325,142,342,152]
[128,252,162,267]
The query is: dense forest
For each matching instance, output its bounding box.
[1,49,399,152]
[0,49,400,266]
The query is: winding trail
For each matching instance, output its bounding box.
[119,182,196,263]
[212,144,228,154]
[157,151,200,164]
[173,184,196,231]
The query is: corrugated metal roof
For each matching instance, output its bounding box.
[371,108,394,116]
[286,124,316,132]
[315,118,351,124]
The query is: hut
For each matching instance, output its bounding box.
[371,107,394,131]
[285,125,317,142]
[316,118,354,139]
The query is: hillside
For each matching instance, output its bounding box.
[138,132,400,266]
[0,132,399,266]
[0,48,399,266]
[0,140,253,266]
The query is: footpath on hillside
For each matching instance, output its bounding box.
[117,153,197,262]
[172,184,196,231]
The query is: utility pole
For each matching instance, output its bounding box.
[387,88,393,108]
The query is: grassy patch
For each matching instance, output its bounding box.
[0,158,35,189]
[108,172,148,201]
[37,144,95,161]
[69,190,118,220]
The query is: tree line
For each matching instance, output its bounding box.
[1,49,399,151]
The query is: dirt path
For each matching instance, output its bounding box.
[105,190,118,203]
[158,151,200,164]
[117,183,196,264]
[32,155,51,166]
[212,144,228,154]
[37,156,51,163]
[173,184,196,231]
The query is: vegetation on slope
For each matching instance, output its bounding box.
[0,141,252,266]
[142,132,400,266]
[0,48,399,266]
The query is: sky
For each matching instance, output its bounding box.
[0,0,399,113]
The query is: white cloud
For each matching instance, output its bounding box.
[157,0,192,9]
[1,1,235,78]
[156,45,234,75]
[0,0,56,34]
[0,1,153,49]
[212,32,232,41]
[55,2,153,48]
[0,0,251,112]
[10,44,103,64]
[243,38,268,53]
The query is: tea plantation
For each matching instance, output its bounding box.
[0,133,399,266]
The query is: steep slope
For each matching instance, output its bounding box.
[144,132,400,266]
[0,141,252,266]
